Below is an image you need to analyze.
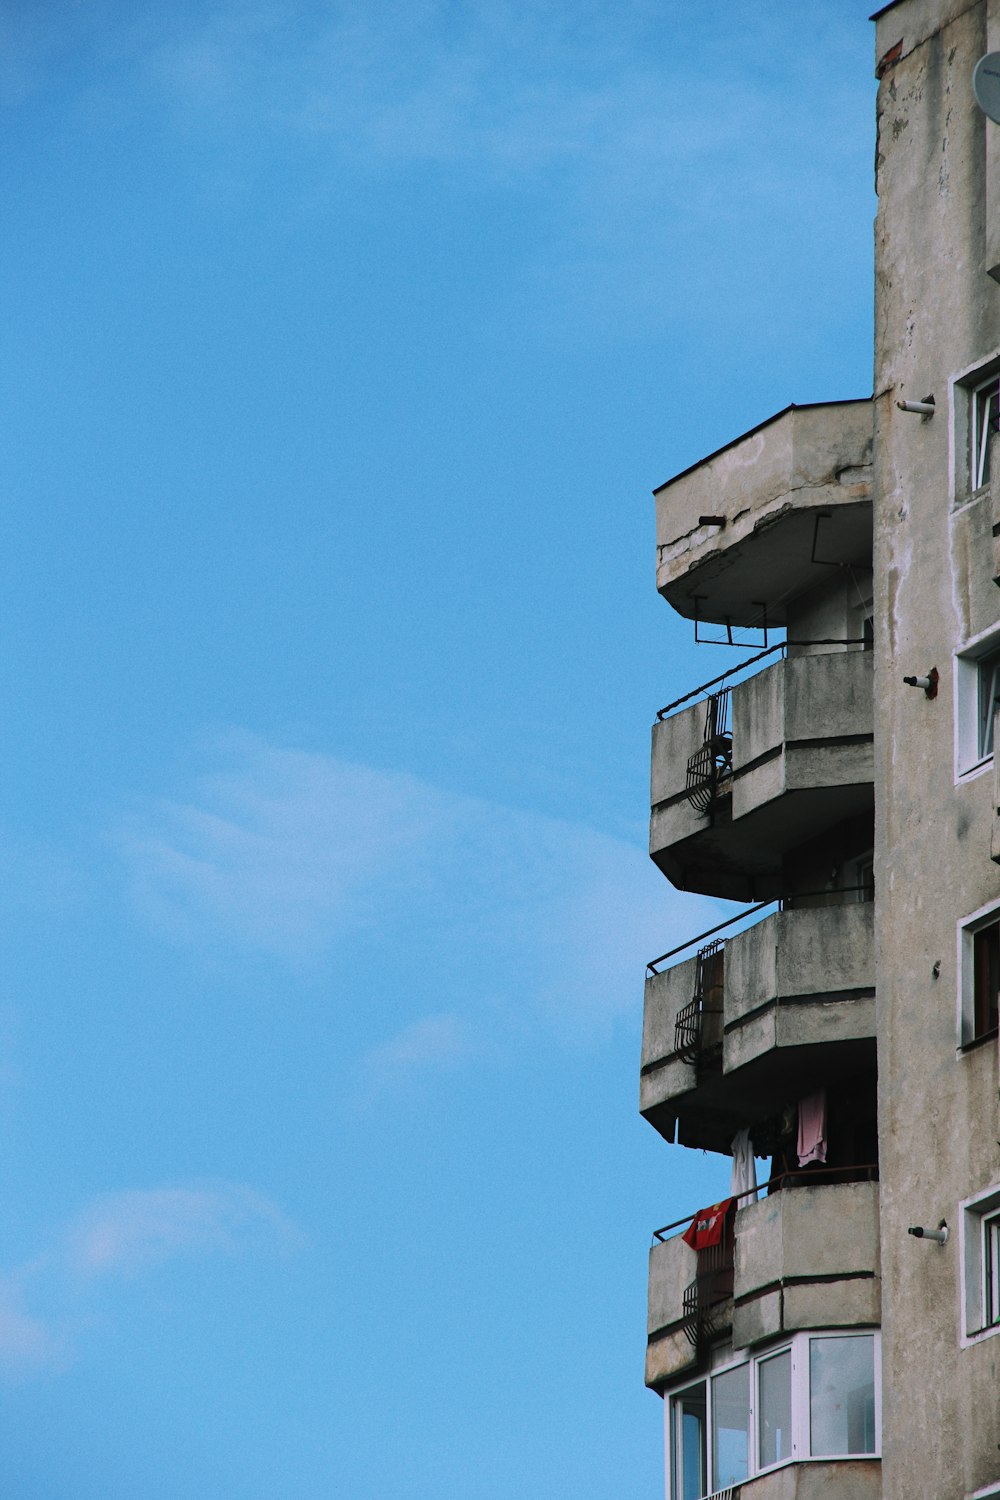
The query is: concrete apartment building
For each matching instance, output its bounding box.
[641,3,1000,1497]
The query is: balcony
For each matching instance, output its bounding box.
[732,1181,880,1350]
[654,399,873,630]
[640,902,875,1152]
[650,648,874,901]
[646,1179,880,1390]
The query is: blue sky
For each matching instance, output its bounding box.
[2,4,876,1496]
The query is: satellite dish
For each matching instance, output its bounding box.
[973,52,1000,123]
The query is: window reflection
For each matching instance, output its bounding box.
[809,1336,876,1456]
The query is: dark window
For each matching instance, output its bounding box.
[973,921,1000,1040]
[978,649,1000,761]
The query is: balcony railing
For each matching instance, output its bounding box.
[684,689,733,814]
[656,637,868,725]
[681,1219,735,1349]
[673,939,725,1063]
[646,886,871,978]
[652,1162,880,1244]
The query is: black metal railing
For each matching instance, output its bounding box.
[681,1222,735,1348]
[674,939,725,1063]
[684,688,733,813]
[655,637,869,724]
[652,1162,880,1244]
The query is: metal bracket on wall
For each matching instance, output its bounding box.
[693,595,770,648]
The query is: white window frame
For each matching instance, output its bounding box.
[971,371,1000,492]
[957,899,1000,1050]
[959,1183,1000,1347]
[665,1330,881,1499]
[952,353,1000,505]
[955,624,1000,781]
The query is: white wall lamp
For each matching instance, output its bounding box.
[903,666,939,698]
[908,1220,949,1245]
[897,395,936,417]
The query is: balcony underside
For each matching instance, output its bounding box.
[641,1033,876,1154]
[659,501,873,627]
[651,780,874,902]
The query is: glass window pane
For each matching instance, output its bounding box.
[985,1214,1000,1328]
[809,1335,876,1456]
[674,1384,707,1500]
[973,922,1000,1039]
[979,652,1000,759]
[711,1363,749,1488]
[758,1349,792,1468]
[974,381,999,489]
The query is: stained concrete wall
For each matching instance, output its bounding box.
[646,1232,704,1387]
[733,1183,881,1351]
[734,1462,881,1500]
[650,652,874,865]
[873,2,1000,1496]
[725,904,875,1074]
[640,960,698,1118]
[654,402,873,620]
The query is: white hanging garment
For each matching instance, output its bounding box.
[730,1127,758,1205]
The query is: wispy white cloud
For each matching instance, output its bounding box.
[0,1273,68,1380]
[114,734,723,1054]
[2,2,873,331]
[0,1179,301,1382]
[65,1183,303,1279]
[359,1012,479,1099]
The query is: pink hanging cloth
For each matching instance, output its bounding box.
[797,1090,828,1166]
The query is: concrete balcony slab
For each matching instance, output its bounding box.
[646,1181,880,1392]
[641,904,875,1151]
[655,400,873,627]
[651,650,874,901]
[732,1181,880,1350]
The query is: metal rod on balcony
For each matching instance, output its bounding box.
[651,1162,880,1241]
[654,637,870,722]
[645,885,872,975]
[645,902,776,976]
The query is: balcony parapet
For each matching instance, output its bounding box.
[733,1180,880,1349]
[651,648,874,901]
[654,399,873,628]
[646,1176,879,1389]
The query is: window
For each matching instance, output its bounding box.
[960,1185,1000,1344]
[972,371,1000,491]
[808,1336,877,1457]
[978,649,1000,761]
[959,905,1000,1047]
[758,1349,792,1469]
[956,633,1000,776]
[711,1363,749,1489]
[666,1332,880,1498]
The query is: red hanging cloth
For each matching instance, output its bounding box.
[681,1197,734,1250]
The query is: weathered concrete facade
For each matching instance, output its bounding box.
[640,4,1000,1497]
[872,2,1000,1496]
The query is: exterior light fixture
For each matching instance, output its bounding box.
[902,667,939,698]
[896,396,936,416]
[908,1221,949,1245]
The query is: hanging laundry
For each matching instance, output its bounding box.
[730,1128,758,1204]
[681,1198,735,1250]
[797,1090,828,1166]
